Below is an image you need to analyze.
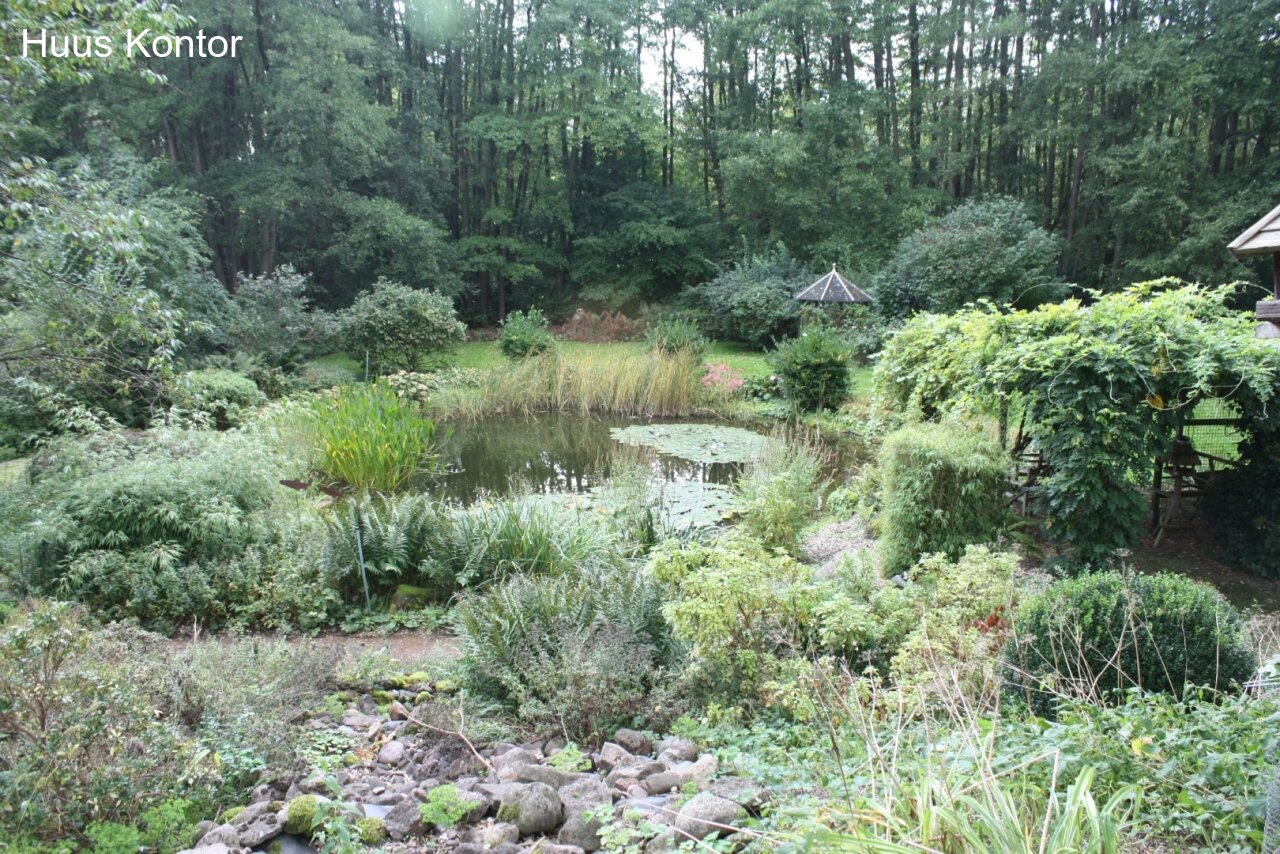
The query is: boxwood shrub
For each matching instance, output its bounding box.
[771,326,850,412]
[1003,570,1257,716]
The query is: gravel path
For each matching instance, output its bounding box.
[167,629,462,667]
[802,516,876,577]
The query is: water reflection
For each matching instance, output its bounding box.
[423,414,768,503]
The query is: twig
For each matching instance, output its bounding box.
[402,706,493,773]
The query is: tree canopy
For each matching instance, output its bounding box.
[5,0,1278,322]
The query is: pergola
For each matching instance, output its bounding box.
[1228,202,1280,339]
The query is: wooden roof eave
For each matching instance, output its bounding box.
[1228,202,1280,258]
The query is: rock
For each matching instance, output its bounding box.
[643,830,678,853]
[236,810,282,848]
[646,755,717,794]
[457,789,491,823]
[177,846,234,854]
[557,777,612,852]
[378,739,408,766]
[642,772,682,795]
[463,821,521,848]
[230,801,272,827]
[596,742,635,773]
[456,844,522,854]
[606,761,664,790]
[196,824,239,848]
[679,754,718,787]
[362,803,392,819]
[510,762,577,789]
[494,748,541,780]
[250,781,289,804]
[614,729,653,756]
[389,700,410,721]
[342,711,380,731]
[192,820,216,840]
[655,738,697,764]
[614,796,671,824]
[497,781,563,836]
[477,781,518,804]
[529,846,586,854]
[384,796,426,841]
[708,777,769,812]
[670,792,744,840]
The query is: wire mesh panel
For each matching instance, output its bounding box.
[1184,398,1245,471]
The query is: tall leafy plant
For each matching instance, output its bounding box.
[309,384,442,492]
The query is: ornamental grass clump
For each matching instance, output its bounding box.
[431,349,705,418]
[877,422,1011,575]
[309,383,442,492]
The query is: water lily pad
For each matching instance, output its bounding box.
[650,480,739,530]
[538,479,739,532]
[610,423,768,464]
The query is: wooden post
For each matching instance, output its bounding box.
[1273,251,1279,299]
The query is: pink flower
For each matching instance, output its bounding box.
[702,362,745,394]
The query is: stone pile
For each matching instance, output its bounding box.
[179,694,769,854]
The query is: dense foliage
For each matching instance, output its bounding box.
[337,280,465,373]
[872,198,1067,318]
[877,423,1011,574]
[1004,571,1257,715]
[645,315,708,359]
[170,369,264,429]
[498,309,555,360]
[454,564,678,739]
[876,282,1280,566]
[307,384,442,492]
[771,326,852,412]
[685,249,808,349]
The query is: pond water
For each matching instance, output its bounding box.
[425,413,854,504]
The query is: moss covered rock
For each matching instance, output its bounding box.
[356,817,387,844]
[389,584,431,613]
[283,795,320,835]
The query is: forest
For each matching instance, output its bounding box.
[3,1,1280,854]
[6,0,1280,318]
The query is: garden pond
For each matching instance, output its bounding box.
[424,414,857,528]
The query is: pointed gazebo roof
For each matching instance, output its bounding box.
[795,265,871,303]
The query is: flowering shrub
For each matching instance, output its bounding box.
[381,369,484,404]
[701,362,745,397]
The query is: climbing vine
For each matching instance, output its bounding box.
[876,281,1280,567]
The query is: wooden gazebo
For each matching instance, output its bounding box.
[1228,202,1280,339]
[795,265,872,304]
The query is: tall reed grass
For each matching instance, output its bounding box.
[428,349,707,419]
